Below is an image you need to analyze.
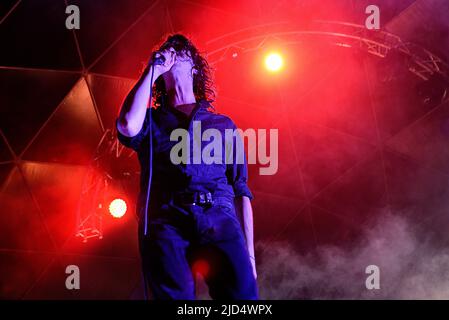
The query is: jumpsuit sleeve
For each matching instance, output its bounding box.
[115,108,150,152]
[226,122,254,200]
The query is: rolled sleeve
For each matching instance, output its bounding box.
[116,109,150,151]
[233,178,253,200]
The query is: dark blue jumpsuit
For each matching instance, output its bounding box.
[116,99,258,300]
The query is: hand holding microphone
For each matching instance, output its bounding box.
[151,51,166,65]
[149,47,176,78]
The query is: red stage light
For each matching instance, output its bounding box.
[109,198,127,218]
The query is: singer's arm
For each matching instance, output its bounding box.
[235,196,257,279]
[117,66,160,137]
[118,48,175,137]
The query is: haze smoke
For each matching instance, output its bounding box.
[257,213,449,299]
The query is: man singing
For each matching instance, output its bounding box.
[116,34,258,299]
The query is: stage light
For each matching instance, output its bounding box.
[109,198,127,218]
[265,52,283,72]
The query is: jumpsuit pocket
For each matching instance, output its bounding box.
[214,200,234,212]
[212,199,240,224]
[202,202,244,242]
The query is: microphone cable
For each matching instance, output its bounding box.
[142,60,158,301]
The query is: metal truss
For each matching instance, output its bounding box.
[75,129,133,242]
[206,21,449,82]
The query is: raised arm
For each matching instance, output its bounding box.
[117,48,176,137]
[226,124,257,279]
[234,196,257,279]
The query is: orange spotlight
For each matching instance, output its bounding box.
[109,198,127,218]
[264,52,283,72]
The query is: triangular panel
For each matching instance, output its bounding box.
[0,0,19,21]
[0,163,14,188]
[0,0,81,70]
[21,162,87,248]
[0,251,55,299]
[386,101,449,175]
[311,152,388,226]
[291,121,377,199]
[0,167,55,251]
[23,78,103,165]
[0,69,79,155]
[87,74,134,130]
[0,132,13,161]
[91,1,171,78]
[252,191,305,241]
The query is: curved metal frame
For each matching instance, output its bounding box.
[206,21,449,82]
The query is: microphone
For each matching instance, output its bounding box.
[151,51,165,65]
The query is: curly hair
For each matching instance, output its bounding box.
[151,33,215,107]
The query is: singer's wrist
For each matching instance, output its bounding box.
[143,65,160,85]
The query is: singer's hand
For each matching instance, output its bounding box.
[149,48,176,78]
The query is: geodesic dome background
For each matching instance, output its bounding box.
[1,0,449,299]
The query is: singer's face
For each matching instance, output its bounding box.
[166,48,195,79]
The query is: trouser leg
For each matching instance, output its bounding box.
[193,203,259,300]
[139,221,195,300]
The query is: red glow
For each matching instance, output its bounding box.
[192,259,210,278]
